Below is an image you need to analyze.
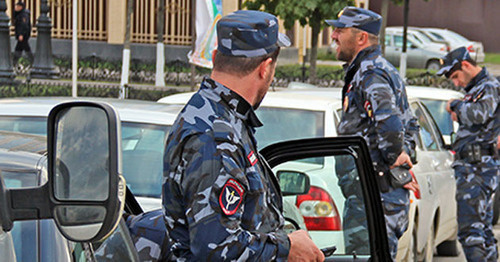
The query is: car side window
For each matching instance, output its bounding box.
[411,102,439,151]
[394,35,413,49]
[276,154,370,258]
[73,219,139,262]
[385,35,392,46]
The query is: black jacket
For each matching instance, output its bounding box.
[14,9,31,39]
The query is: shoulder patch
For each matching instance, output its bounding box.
[219,179,245,216]
[364,100,373,119]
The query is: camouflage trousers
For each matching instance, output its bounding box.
[342,187,409,261]
[381,187,410,261]
[454,158,499,262]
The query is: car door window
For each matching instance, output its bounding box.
[385,35,392,46]
[411,103,440,151]
[73,219,139,262]
[394,35,413,49]
[262,137,390,261]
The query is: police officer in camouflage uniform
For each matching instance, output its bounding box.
[438,47,500,262]
[162,10,324,261]
[327,7,419,260]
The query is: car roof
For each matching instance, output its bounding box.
[405,86,463,100]
[158,89,343,111]
[0,148,44,173]
[159,86,462,111]
[0,97,179,125]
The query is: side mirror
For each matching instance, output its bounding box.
[0,102,125,243]
[277,170,310,196]
[48,102,125,242]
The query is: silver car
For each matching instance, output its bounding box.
[418,28,485,63]
[384,28,447,70]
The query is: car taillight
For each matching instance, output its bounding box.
[410,170,420,199]
[447,46,451,52]
[467,45,475,53]
[296,186,341,231]
[440,46,446,52]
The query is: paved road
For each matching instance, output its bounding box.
[434,223,500,261]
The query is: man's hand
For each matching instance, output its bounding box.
[450,111,458,122]
[390,151,413,169]
[18,35,23,42]
[446,99,458,113]
[288,230,325,262]
[403,176,420,193]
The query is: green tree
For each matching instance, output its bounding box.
[244,0,353,82]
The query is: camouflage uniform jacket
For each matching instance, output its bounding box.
[449,67,500,160]
[338,45,418,171]
[162,78,290,261]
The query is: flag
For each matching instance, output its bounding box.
[188,0,222,68]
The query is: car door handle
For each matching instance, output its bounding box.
[432,160,440,170]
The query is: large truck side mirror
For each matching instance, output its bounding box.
[0,102,125,243]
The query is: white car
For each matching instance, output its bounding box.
[0,97,180,211]
[158,86,459,260]
[418,28,485,63]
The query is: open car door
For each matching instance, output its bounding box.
[261,136,391,261]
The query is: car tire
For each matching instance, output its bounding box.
[426,60,441,71]
[493,186,500,225]
[436,239,459,257]
[420,222,435,262]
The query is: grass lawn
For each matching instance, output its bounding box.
[484,53,500,64]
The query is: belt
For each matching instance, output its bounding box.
[457,143,497,161]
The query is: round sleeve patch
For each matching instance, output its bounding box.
[219,179,245,216]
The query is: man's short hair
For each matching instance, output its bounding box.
[15,1,25,8]
[351,27,379,45]
[213,48,280,77]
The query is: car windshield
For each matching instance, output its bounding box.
[255,107,325,148]
[420,99,454,136]
[3,171,39,262]
[443,30,469,43]
[121,122,170,198]
[412,31,433,44]
[0,117,46,135]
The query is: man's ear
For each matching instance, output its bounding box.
[356,31,368,46]
[258,58,274,79]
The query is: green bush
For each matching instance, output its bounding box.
[0,84,180,101]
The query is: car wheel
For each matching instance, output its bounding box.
[426,60,441,71]
[420,222,435,262]
[492,186,500,225]
[436,239,459,257]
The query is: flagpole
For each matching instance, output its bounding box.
[72,0,77,97]
[190,0,196,91]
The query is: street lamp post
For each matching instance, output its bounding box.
[0,0,15,84]
[31,0,59,79]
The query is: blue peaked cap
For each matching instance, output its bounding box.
[326,6,382,36]
[436,47,472,76]
[217,10,291,58]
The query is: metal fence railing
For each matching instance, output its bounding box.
[9,0,192,45]
[131,0,192,45]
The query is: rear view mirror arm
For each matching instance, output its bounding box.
[0,174,52,232]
